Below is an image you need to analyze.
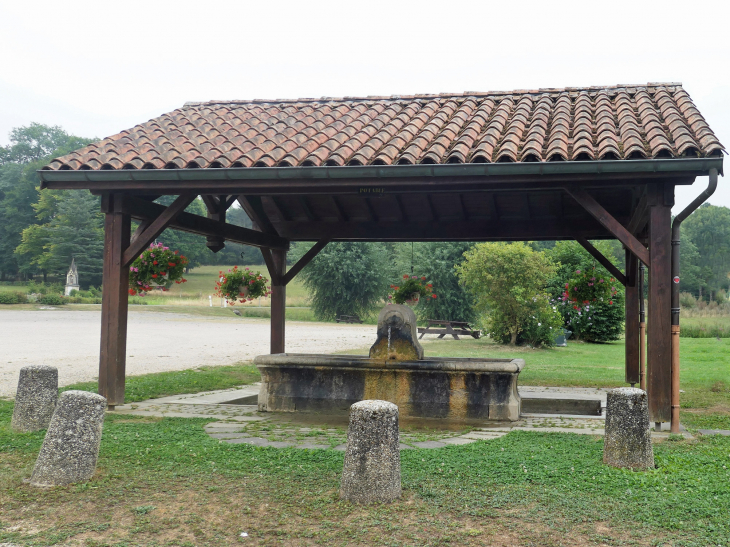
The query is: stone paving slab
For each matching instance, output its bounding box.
[698,429,730,436]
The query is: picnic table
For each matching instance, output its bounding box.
[418,320,481,340]
[335,314,363,324]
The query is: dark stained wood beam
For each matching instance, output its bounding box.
[122,194,196,268]
[426,194,439,221]
[120,195,289,250]
[625,249,640,384]
[486,192,498,221]
[521,194,531,219]
[565,188,649,266]
[298,196,316,221]
[267,197,289,222]
[576,237,627,286]
[627,193,649,235]
[130,219,152,244]
[99,193,131,407]
[458,194,469,221]
[261,248,281,285]
[363,197,378,221]
[330,196,347,221]
[394,195,407,221]
[273,219,611,242]
[282,239,330,285]
[238,195,278,235]
[270,249,287,353]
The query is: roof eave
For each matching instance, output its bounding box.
[38,157,724,190]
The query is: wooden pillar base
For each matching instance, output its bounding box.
[270,248,287,354]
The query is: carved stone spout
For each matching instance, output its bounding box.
[369,305,424,361]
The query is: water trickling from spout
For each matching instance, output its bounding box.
[387,326,392,353]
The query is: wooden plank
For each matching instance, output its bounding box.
[274,219,610,242]
[282,239,329,285]
[576,237,627,286]
[99,194,131,407]
[120,195,289,250]
[627,193,649,234]
[565,188,650,266]
[330,196,347,221]
[270,249,287,354]
[237,195,279,234]
[122,194,196,267]
[624,249,640,384]
[261,248,281,285]
[647,184,672,422]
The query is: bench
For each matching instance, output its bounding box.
[336,314,364,324]
[418,320,481,340]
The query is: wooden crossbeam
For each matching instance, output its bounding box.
[565,188,649,266]
[122,194,196,268]
[261,248,281,285]
[238,195,278,235]
[576,237,627,286]
[120,195,289,251]
[627,193,649,235]
[282,239,329,285]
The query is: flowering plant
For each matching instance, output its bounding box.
[215,266,271,305]
[128,242,187,296]
[388,274,436,305]
[562,267,618,308]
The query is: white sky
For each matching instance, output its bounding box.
[1,0,728,213]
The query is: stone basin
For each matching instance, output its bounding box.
[255,354,524,421]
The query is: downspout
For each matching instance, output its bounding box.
[670,168,718,434]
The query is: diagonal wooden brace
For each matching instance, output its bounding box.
[576,237,627,286]
[565,188,649,266]
[282,239,329,285]
[122,193,196,268]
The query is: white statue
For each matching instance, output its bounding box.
[64,259,80,296]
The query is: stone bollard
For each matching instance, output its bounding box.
[340,400,401,504]
[12,365,58,432]
[30,390,107,487]
[603,387,654,470]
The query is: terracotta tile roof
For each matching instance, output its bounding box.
[45,83,724,171]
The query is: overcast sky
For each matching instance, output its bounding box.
[1,0,728,213]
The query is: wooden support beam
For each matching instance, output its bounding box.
[458,194,469,221]
[576,237,627,286]
[565,187,649,266]
[237,195,278,235]
[268,197,289,222]
[99,193,131,407]
[261,248,281,285]
[426,194,439,222]
[627,193,649,234]
[394,195,408,221]
[363,197,378,221]
[122,194,196,268]
[330,196,347,222]
[647,183,673,423]
[625,249,640,384]
[130,219,152,244]
[282,239,329,285]
[120,195,289,250]
[270,249,287,354]
[298,196,316,221]
[486,192,498,221]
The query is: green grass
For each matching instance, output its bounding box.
[60,363,260,403]
[681,315,730,338]
[1,400,728,546]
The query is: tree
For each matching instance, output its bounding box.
[414,242,476,323]
[16,191,104,287]
[291,241,391,320]
[683,204,730,297]
[455,243,556,345]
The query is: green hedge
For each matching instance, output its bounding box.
[0,292,27,304]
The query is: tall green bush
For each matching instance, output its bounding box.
[291,242,391,320]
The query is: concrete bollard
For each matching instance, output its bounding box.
[30,390,107,487]
[603,387,654,470]
[340,400,401,504]
[11,365,58,432]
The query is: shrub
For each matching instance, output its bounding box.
[488,293,564,347]
[679,292,697,309]
[39,294,66,305]
[0,292,27,304]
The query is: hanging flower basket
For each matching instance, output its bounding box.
[215,266,271,305]
[128,242,188,296]
[388,275,436,306]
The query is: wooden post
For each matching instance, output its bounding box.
[270,248,287,354]
[624,249,639,385]
[639,264,647,391]
[647,183,673,423]
[99,194,131,408]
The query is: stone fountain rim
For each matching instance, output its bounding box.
[254,353,524,373]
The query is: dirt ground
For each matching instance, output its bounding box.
[0,309,373,397]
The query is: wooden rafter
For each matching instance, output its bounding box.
[565,188,649,266]
[282,239,330,286]
[576,237,627,286]
[238,195,278,235]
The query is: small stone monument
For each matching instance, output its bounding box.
[369,304,424,361]
[30,390,107,487]
[64,258,80,296]
[603,387,654,470]
[340,400,401,504]
[12,365,58,432]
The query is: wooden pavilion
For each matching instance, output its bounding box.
[39,83,724,430]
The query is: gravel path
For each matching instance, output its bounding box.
[0,309,373,398]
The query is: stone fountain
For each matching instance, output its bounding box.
[255,305,524,422]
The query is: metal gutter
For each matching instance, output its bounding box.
[669,167,719,434]
[38,157,724,187]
